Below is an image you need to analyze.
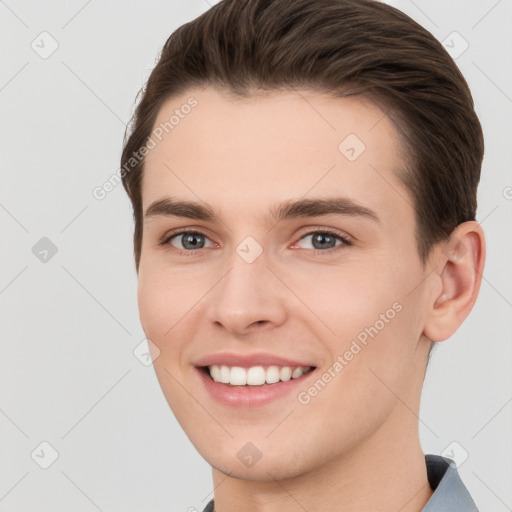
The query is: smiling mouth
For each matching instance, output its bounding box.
[199,364,317,386]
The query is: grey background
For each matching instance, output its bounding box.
[1,0,511,510]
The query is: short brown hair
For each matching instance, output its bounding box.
[121,0,484,273]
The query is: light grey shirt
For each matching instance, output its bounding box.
[201,454,479,511]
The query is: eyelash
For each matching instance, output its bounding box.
[160,227,353,255]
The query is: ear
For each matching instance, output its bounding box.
[423,221,486,342]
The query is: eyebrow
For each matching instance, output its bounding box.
[143,196,380,225]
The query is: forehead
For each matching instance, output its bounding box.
[142,86,412,225]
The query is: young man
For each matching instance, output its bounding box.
[120,1,485,510]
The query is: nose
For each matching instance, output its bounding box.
[207,248,288,336]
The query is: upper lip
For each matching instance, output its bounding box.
[194,352,316,369]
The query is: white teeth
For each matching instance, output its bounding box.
[280,366,292,381]
[220,365,230,383]
[291,367,304,379]
[207,365,313,386]
[247,366,266,385]
[229,366,247,385]
[266,365,280,384]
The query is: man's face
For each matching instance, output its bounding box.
[138,86,433,479]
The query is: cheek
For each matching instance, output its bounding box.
[287,261,404,339]
[137,263,217,359]
[137,267,188,347]
[293,281,421,439]
[137,270,196,408]
[303,260,421,379]
[137,272,164,341]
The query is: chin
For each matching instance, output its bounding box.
[200,438,322,482]
[210,456,309,481]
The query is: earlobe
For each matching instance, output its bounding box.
[423,221,486,342]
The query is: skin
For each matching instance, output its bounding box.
[137,85,485,512]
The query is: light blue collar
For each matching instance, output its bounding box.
[422,454,479,511]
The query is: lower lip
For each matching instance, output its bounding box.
[196,367,317,407]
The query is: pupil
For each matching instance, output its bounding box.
[183,234,204,249]
[313,233,335,249]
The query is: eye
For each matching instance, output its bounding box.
[160,227,353,254]
[162,230,215,251]
[293,229,352,251]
